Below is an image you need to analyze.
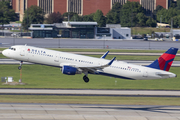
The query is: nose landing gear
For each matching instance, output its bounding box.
[18,61,23,70]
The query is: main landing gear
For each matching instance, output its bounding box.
[18,61,23,70]
[83,75,89,83]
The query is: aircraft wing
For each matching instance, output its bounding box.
[60,57,116,74]
[77,57,116,73]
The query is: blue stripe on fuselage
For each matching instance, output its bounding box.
[97,72,134,80]
[23,61,134,79]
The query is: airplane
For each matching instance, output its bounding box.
[2,45,178,83]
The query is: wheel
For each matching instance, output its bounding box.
[18,66,22,70]
[83,75,89,83]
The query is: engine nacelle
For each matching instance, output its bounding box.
[61,65,81,75]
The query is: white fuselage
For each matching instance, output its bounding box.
[2,45,176,80]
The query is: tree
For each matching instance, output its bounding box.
[22,5,44,30]
[82,14,94,21]
[156,5,164,12]
[63,12,78,21]
[70,14,83,21]
[152,5,163,20]
[177,0,180,10]
[93,10,106,27]
[146,17,157,27]
[106,2,121,24]
[156,7,179,24]
[172,15,180,28]
[106,11,114,24]
[170,0,177,8]
[136,13,147,26]
[45,12,63,24]
[0,1,16,29]
[156,8,166,23]
[120,1,144,27]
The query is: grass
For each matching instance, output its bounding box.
[131,27,171,35]
[0,65,180,90]
[10,30,21,32]
[0,95,180,106]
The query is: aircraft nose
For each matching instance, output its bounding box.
[2,49,8,56]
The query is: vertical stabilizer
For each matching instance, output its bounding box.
[147,47,178,71]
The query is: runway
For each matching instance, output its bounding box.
[0,38,180,49]
[0,89,180,97]
[0,103,180,120]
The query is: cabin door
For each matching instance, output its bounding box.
[20,47,25,56]
[143,69,148,77]
[54,53,59,62]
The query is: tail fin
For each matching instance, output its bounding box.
[147,47,178,71]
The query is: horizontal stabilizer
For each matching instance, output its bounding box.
[156,72,171,77]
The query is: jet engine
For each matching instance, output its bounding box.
[61,65,81,75]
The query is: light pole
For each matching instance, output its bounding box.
[103,35,106,49]
[59,37,60,48]
[13,30,15,45]
[171,18,173,41]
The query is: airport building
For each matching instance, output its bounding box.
[28,22,131,39]
[10,0,172,21]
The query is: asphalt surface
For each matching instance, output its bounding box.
[0,103,180,120]
[0,38,180,49]
[0,89,180,97]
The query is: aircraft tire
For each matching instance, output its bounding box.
[83,75,89,83]
[18,66,22,70]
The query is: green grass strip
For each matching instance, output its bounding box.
[0,65,180,90]
[0,95,180,106]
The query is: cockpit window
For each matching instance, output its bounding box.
[9,47,16,51]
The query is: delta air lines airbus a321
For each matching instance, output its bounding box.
[2,45,178,83]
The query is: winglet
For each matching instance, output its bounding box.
[100,57,116,68]
[108,57,116,66]
[78,57,116,69]
[101,51,109,59]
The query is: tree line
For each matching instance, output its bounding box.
[1,0,180,30]
[22,1,157,30]
[0,1,17,29]
[156,0,180,28]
